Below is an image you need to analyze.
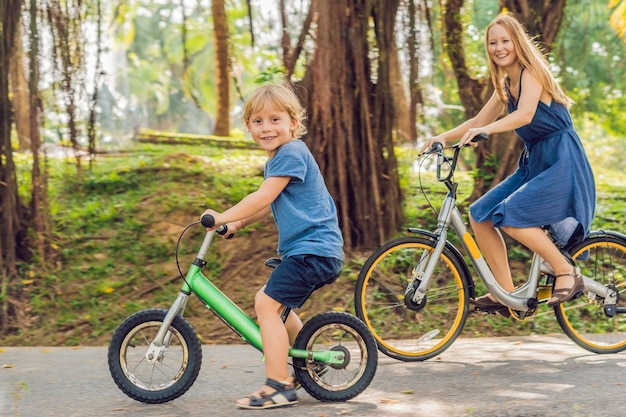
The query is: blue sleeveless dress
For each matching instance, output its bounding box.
[469,71,596,248]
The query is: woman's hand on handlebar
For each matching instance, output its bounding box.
[458,128,488,147]
[419,135,447,155]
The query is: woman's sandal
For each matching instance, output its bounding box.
[237,378,298,410]
[547,267,585,307]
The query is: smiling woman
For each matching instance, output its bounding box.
[422,12,596,312]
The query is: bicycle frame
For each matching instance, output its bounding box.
[411,144,615,313]
[144,229,346,366]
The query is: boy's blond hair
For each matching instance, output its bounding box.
[485,13,572,108]
[242,82,308,139]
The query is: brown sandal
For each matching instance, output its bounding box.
[547,268,584,307]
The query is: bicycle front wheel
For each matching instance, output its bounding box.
[355,236,470,361]
[555,233,626,354]
[108,308,202,403]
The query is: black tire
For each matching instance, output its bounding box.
[107,308,202,403]
[555,233,626,354]
[292,312,377,402]
[355,236,470,361]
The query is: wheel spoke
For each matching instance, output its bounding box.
[355,237,469,361]
[556,236,626,353]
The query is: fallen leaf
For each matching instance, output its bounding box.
[402,389,414,394]
[379,398,399,404]
[2,364,13,368]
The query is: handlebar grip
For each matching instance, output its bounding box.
[424,141,444,155]
[461,132,489,147]
[201,214,215,228]
[472,132,489,142]
[201,214,232,238]
[216,224,233,239]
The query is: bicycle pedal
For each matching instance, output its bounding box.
[472,306,511,318]
[472,306,499,314]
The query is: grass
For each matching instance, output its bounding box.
[3,138,626,346]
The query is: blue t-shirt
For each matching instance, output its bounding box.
[265,140,344,260]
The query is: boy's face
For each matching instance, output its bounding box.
[246,104,297,157]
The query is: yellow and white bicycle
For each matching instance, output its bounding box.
[355,134,626,361]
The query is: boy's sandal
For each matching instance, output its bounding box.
[237,378,298,410]
[547,268,584,307]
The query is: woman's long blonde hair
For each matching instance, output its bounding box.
[485,13,572,108]
[241,81,308,139]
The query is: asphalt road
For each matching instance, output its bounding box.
[2,334,626,417]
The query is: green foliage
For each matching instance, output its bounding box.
[104,0,297,137]
[556,1,626,136]
[471,153,498,188]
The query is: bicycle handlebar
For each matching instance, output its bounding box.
[425,133,489,183]
[424,132,488,155]
[201,214,233,239]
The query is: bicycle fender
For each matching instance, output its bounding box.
[407,228,476,298]
[588,229,626,242]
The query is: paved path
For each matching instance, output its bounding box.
[2,334,626,417]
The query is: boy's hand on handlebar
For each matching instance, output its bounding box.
[200,209,221,231]
[221,221,242,239]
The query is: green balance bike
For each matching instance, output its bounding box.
[108,214,377,403]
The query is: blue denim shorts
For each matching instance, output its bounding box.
[264,254,344,309]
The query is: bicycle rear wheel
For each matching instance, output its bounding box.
[292,312,377,402]
[555,233,626,354]
[355,236,470,361]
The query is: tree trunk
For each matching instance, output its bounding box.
[502,0,566,52]
[302,0,403,250]
[47,0,84,173]
[9,21,31,151]
[29,0,48,265]
[211,0,230,137]
[389,41,411,143]
[0,0,25,334]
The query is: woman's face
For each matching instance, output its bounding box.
[487,23,517,69]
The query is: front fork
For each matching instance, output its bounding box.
[407,197,456,306]
[144,290,190,364]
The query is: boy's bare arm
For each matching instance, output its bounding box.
[202,176,290,227]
